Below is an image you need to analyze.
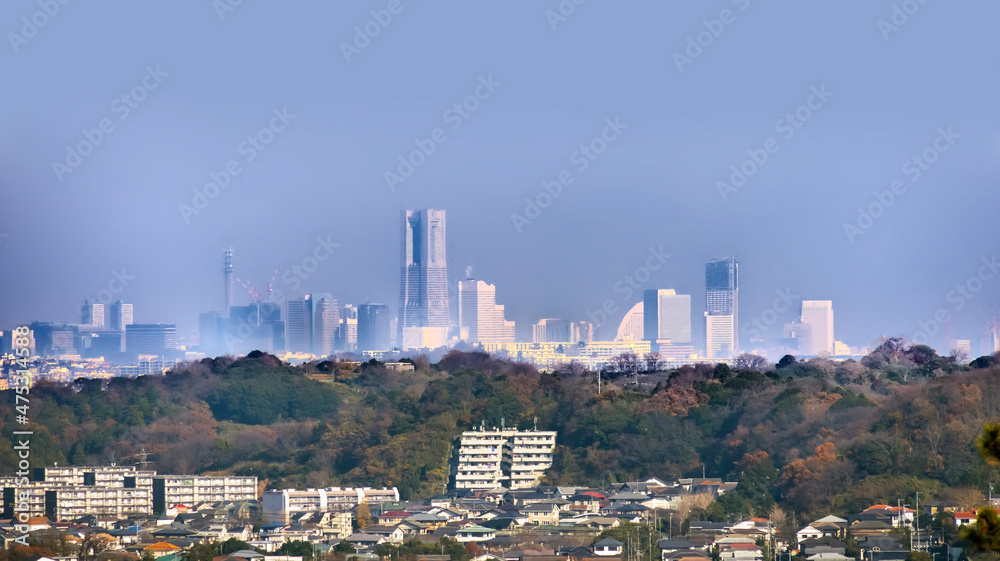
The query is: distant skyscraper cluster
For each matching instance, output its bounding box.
[188,215,850,363]
[7,207,967,366]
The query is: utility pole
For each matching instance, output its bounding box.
[915,492,920,552]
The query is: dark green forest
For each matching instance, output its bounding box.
[3,343,1000,523]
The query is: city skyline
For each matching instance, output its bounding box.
[2,2,999,358]
[12,214,1000,360]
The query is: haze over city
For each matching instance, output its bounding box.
[3,0,1000,354]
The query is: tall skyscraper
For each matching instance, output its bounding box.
[705,257,738,357]
[399,209,449,347]
[358,303,392,352]
[80,300,105,328]
[800,300,834,355]
[223,246,234,316]
[108,300,133,331]
[643,289,691,343]
[310,293,338,357]
[459,279,514,344]
[286,297,312,353]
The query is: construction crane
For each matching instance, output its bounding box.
[236,269,280,304]
[236,276,262,304]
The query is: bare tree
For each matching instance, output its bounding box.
[949,348,970,364]
[733,352,770,372]
[609,352,640,374]
[673,491,715,526]
[944,487,987,510]
[644,352,663,373]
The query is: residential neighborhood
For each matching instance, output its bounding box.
[2,466,984,561]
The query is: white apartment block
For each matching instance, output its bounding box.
[153,475,257,512]
[455,430,509,489]
[3,482,152,521]
[454,429,556,490]
[508,431,557,489]
[2,466,257,520]
[33,465,156,488]
[262,487,400,519]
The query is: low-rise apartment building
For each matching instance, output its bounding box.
[262,487,400,519]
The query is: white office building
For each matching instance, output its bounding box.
[459,280,515,344]
[800,300,834,356]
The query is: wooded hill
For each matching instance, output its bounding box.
[3,344,1000,522]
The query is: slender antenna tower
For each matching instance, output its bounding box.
[223,243,234,316]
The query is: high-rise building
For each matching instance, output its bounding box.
[399,209,449,347]
[108,300,133,331]
[337,304,358,352]
[955,339,972,358]
[800,300,834,355]
[286,297,312,353]
[124,324,177,356]
[616,302,644,341]
[80,300,105,328]
[643,289,691,344]
[533,318,572,343]
[705,257,738,356]
[705,312,735,359]
[459,280,515,344]
[358,303,392,352]
[310,293,338,357]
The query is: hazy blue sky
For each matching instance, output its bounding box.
[2,0,999,352]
